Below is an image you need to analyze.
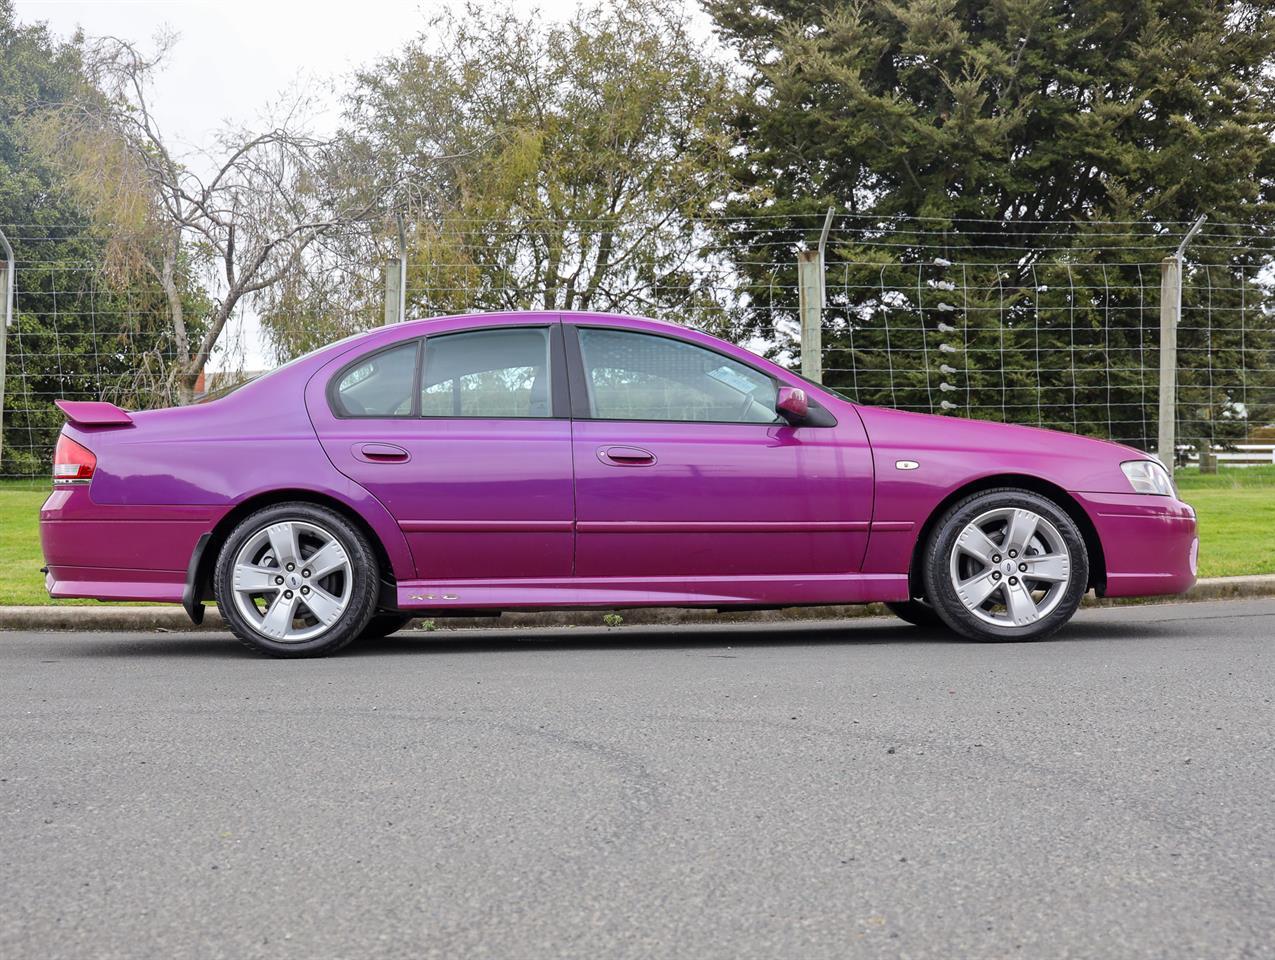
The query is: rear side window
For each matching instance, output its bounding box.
[332,342,418,417]
[420,328,552,418]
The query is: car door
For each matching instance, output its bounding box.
[565,323,875,581]
[309,320,575,582]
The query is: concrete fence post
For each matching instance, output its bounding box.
[383,258,402,327]
[1157,255,1180,475]
[1157,215,1207,478]
[798,251,822,382]
[383,211,407,326]
[798,207,836,384]
[0,225,14,469]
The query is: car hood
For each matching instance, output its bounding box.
[851,404,1150,494]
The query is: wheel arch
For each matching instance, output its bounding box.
[907,474,1106,597]
[187,489,399,619]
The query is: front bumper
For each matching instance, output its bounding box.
[1075,491,1198,598]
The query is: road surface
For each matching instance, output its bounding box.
[2,599,1272,959]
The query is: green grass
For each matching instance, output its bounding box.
[1,479,64,605]
[3,467,1273,605]
[1174,465,1275,578]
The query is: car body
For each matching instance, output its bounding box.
[41,311,1198,655]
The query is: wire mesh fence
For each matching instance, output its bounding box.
[2,242,180,478]
[819,259,1275,457]
[2,219,1274,479]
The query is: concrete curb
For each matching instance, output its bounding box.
[3,574,1274,633]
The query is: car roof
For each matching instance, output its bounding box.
[327,310,694,357]
[399,310,686,333]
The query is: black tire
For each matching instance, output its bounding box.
[921,488,1089,642]
[362,613,415,640]
[884,598,947,629]
[214,502,380,658]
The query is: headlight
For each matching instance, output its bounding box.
[1121,459,1175,496]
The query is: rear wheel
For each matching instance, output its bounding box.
[922,488,1089,642]
[214,502,380,657]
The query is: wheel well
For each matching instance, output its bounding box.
[906,474,1106,597]
[191,490,396,604]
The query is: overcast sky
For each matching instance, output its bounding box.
[11,0,707,369]
[14,0,710,159]
[13,0,589,155]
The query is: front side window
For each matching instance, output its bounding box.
[420,327,553,418]
[577,328,779,423]
[332,341,418,417]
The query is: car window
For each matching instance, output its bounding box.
[332,341,418,417]
[577,328,779,423]
[420,327,553,418]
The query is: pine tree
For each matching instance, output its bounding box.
[708,0,1275,447]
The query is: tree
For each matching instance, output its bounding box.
[30,35,399,401]
[707,0,1275,446]
[1,0,180,473]
[263,0,739,360]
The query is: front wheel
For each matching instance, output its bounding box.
[214,502,380,657]
[921,488,1089,642]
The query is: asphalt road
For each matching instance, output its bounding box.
[1,599,1272,960]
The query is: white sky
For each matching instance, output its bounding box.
[14,0,586,152]
[12,0,711,370]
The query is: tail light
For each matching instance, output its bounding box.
[53,434,96,484]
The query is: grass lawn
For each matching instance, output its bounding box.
[2,468,1273,605]
[1174,465,1275,579]
[1,479,66,605]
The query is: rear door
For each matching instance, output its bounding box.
[308,319,575,582]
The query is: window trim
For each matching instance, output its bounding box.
[327,323,570,422]
[418,323,569,421]
[327,338,424,420]
[564,323,836,428]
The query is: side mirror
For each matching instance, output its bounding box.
[776,386,809,423]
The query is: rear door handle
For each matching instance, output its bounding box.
[356,442,411,463]
[597,445,656,467]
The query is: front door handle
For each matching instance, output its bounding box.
[597,445,657,467]
[356,442,411,464]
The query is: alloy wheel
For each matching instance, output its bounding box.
[947,507,1072,628]
[230,520,353,642]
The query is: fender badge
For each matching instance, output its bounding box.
[895,460,920,471]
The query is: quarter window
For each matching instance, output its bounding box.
[577,328,779,423]
[332,341,418,417]
[420,328,553,418]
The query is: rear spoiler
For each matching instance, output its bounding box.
[54,399,134,427]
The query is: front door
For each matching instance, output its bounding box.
[309,321,574,582]
[565,324,874,584]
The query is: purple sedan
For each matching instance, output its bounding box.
[41,312,1198,657]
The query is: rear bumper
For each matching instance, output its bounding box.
[40,486,221,604]
[1075,491,1198,598]
[44,565,187,603]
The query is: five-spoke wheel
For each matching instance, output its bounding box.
[923,488,1089,642]
[230,520,353,642]
[215,503,380,657]
[948,507,1072,628]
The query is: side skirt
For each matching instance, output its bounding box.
[394,573,910,612]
